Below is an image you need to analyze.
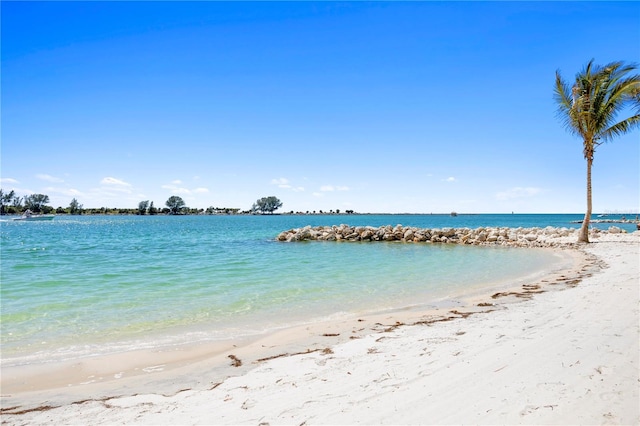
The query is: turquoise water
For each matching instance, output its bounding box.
[0,214,620,366]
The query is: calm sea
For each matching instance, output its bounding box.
[0,214,632,366]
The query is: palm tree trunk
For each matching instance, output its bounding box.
[577,156,593,243]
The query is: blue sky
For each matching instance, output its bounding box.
[2,2,639,213]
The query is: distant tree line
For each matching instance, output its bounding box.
[0,192,353,216]
[0,190,58,214]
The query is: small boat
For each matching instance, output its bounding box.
[13,210,55,221]
[450,211,458,217]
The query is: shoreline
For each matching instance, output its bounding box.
[1,246,579,398]
[0,244,568,368]
[1,231,638,424]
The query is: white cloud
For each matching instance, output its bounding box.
[320,185,349,192]
[37,174,64,183]
[162,184,190,194]
[44,187,84,197]
[444,177,456,182]
[101,177,131,187]
[312,192,324,198]
[271,178,289,186]
[496,187,542,201]
[271,177,304,192]
[95,177,134,197]
[0,178,19,184]
[161,182,209,195]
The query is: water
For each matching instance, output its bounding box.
[0,214,626,366]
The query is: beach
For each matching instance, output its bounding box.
[1,231,638,425]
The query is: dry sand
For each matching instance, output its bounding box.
[2,232,638,425]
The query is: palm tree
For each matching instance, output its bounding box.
[554,60,640,242]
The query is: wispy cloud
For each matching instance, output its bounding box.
[0,178,19,184]
[443,177,456,182]
[271,177,304,192]
[101,177,131,187]
[161,184,190,194]
[271,178,289,186]
[37,174,64,183]
[45,186,83,197]
[320,185,349,192]
[496,187,542,201]
[161,182,209,195]
[98,177,134,195]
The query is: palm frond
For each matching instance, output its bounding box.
[599,114,640,142]
[555,59,639,148]
[554,71,581,137]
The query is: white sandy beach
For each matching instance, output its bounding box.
[2,232,638,425]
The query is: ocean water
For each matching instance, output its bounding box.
[0,214,629,366]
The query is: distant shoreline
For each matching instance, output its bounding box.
[3,211,640,217]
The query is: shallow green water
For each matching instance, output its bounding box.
[0,214,585,365]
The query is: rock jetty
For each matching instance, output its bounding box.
[276,224,628,248]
